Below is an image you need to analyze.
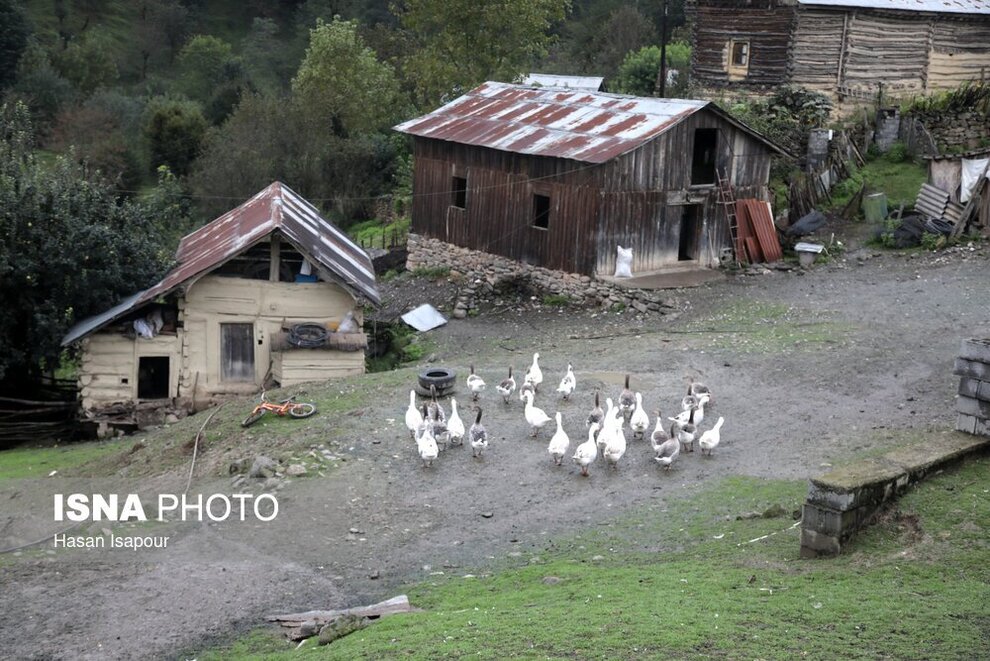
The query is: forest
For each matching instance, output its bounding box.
[0,0,694,383]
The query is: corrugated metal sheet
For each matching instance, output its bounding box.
[798,0,990,14]
[62,182,378,346]
[396,82,714,164]
[521,74,605,91]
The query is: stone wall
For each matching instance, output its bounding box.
[955,338,990,435]
[907,110,990,155]
[406,234,678,318]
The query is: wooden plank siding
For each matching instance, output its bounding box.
[689,1,795,90]
[411,107,773,276]
[789,9,846,93]
[929,19,990,90]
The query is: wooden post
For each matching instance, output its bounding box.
[269,234,281,282]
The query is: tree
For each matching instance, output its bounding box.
[394,0,570,108]
[0,102,178,383]
[592,6,657,81]
[50,28,120,94]
[613,42,690,97]
[0,0,30,90]
[292,17,403,135]
[176,35,235,103]
[145,96,208,176]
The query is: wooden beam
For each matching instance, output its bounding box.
[269,234,281,282]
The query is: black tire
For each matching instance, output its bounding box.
[418,367,456,391]
[242,408,267,427]
[289,402,317,418]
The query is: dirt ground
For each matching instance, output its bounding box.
[2,237,989,660]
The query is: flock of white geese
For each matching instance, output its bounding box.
[404,353,725,475]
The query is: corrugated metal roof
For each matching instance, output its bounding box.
[62,182,379,346]
[395,82,785,162]
[798,0,990,14]
[521,74,605,91]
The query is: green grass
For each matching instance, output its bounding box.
[410,265,451,279]
[347,217,410,249]
[0,438,131,480]
[679,298,855,353]
[198,453,990,659]
[829,154,927,217]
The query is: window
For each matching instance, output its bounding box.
[452,176,467,209]
[221,323,255,382]
[137,356,170,399]
[532,194,550,230]
[731,40,749,68]
[691,128,718,185]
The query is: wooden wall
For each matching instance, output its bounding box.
[411,107,774,276]
[78,334,180,410]
[273,350,365,386]
[689,1,795,89]
[929,19,990,90]
[79,276,362,411]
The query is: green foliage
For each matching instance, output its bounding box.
[50,28,119,94]
[541,293,570,307]
[885,141,909,163]
[144,95,207,176]
[8,39,76,131]
[410,265,451,279]
[395,0,570,108]
[0,101,178,382]
[292,18,403,135]
[905,80,990,116]
[0,437,130,480]
[723,85,832,155]
[0,0,30,90]
[920,231,944,251]
[613,41,691,97]
[176,35,235,104]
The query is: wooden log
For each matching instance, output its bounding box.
[267,594,413,626]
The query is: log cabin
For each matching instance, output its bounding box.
[689,0,990,105]
[394,81,786,277]
[61,182,379,428]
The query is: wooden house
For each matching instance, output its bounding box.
[62,182,379,425]
[393,81,785,277]
[689,0,990,103]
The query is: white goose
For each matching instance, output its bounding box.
[447,398,465,447]
[466,365,486,401]
[687,375,713,404]
[523,391,553,438]
[547,412,570,466]
[469,408,488,458]
[524,352,543,392]
[429,406,449,451]
[416,406,439,467]
[699,416,725,457]
[603,415,626,468]
[556,363,576,400]
[669,408,698,453]
[629,392,650,439]
[672,393,708,427]
[596,398,616,456]
[518,380,535,404]
[618,375,636,421]
[496,367,517,403]
[404,390,422,439]
[572,422,599,476]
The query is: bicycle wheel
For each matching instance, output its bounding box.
[289,403,317,419]
[242,408,268,427]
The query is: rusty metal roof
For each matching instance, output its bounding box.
[63,182,378,346]
[798,0,990,13]
[396,82,738,164]
[521,74,605,91]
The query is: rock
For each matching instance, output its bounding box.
[249,455,277,478]
[229,458,252,475]
[481,511,494,518]
[298,620,320,638]
[318,614,369,645]
[164,413,180,424]
[541,576,562,585]
[286,464,308,477]
[262,477,280,490]
[452,308,467,319]
[231,475,247,488]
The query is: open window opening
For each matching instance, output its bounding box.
[532,194,550,230]
[221,323,256,382]
[730,40,749,69]
[452,176,467,209]
[211,236,312,282]
[137,356,170,399]
[679,205,702,262]
[691,129,718,185]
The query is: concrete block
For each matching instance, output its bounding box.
[956,396,990,418]
[978,381,990,403]
[801,503,873,538]
[957,377,981,399]
[975,417,990,437]
[954,358,990,380]
[956,413,978,434]
[807,458,903,511]
[800,528,841,558]
[959,338,990,364]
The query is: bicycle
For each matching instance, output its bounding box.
[241,391,317,427]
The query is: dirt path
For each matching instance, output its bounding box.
[1,243,988,660]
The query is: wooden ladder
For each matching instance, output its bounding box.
[716,169,741,264]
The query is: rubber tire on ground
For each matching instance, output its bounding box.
[418,367,456,392]
[414,383,455,399]
[289,402,317,418]
[241,408,267,427]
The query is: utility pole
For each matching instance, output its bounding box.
[655,0,669,97]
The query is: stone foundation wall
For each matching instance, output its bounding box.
[955,338,990,435]
[406,234,678,318]
[908,111,990,155]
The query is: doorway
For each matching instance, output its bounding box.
[137,356,170,399]
[221,323,256,382]
[679,205,702,261]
